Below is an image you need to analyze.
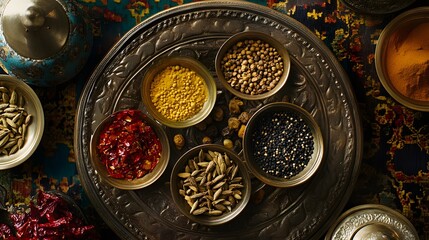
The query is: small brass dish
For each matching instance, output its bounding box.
[90,109,170,190]
[141,56,217,128]
[242,102,324,188]
[0,75,44,170]
[375,7,429,111]
[170,144,251,226]
[215,31,291,100]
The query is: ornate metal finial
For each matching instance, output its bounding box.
[1,0,69,59]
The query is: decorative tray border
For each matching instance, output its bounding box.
[75,2,363,239]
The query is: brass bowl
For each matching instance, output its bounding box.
[242,102,324,188]
[170,144,251,226]
[0,75,44,170]
[89,109,170,190]
[141,56,217,128]
[215,31,291,100]
[375,7,429,111]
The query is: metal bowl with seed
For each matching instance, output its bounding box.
[242,102,324,188]
[141,56,217,128]
[89,109,170,190]
[170,144,251,226]
[0,75,44,170]
[215,31,291,100]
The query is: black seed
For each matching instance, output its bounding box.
[251,111,314,179]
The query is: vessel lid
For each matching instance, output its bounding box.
[1,0,69,59]
[325,204,419,240]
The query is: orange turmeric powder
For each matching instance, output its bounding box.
[386,22,429,101]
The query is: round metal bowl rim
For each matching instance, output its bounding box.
[324,204,419,239]
[141,56,217,128]
[215,31,291,100]
[242,102,324,188]
[0,75,44,170]
[170,143,251,226]
[89,110,170,190]
[375,6,429,112]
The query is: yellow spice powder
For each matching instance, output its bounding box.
[386,22,429,101]
[150,65,208,121]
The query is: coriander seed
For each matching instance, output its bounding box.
[221,38,284,95]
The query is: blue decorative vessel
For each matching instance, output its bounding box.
[0,0,93,86]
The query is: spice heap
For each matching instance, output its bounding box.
[0,191,97,239]
[177,149,244,216]
[251,111,314,179]
[175,97,250,151]
[97,109,162,180]
[386,22,429,101]
[221,97,249,147]
[0,86,32,156]
[220,39,284,95]
[150,65,208,121]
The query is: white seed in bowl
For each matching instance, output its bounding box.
[0,86,32,156]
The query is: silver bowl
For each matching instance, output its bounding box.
[170,144,251,226]
[0,75,44,170]
[325,204,419,240]
[242,102,324,188]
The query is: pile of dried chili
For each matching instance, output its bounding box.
[97,109,162,180]
[0,191,98,239]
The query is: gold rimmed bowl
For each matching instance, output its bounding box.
[141,56,217,128]
[242,102,324,188]
[89,109,170,190]
[375,7,429,111]
[215,31,291,100]
[0,75,44,170]
[170,144,251,226]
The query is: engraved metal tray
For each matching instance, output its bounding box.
[75,2,363,239]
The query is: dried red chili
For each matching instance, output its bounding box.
[97,109,162,180]
[0,191,98,239]
[0,224,13,238]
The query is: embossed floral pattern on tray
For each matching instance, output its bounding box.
[75,1,363,239]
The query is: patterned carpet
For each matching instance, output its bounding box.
[1,0,428,239]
